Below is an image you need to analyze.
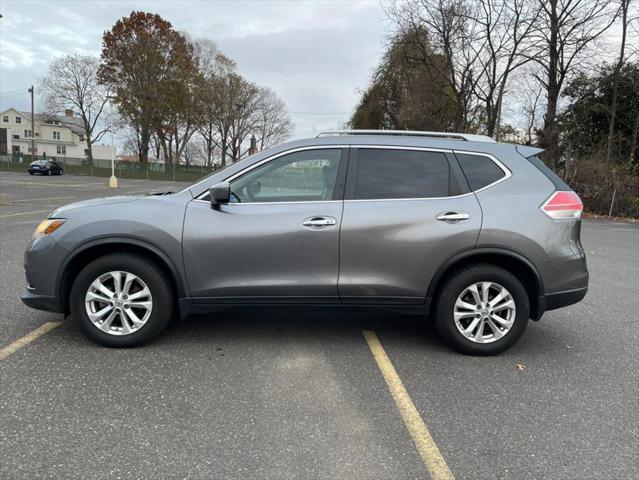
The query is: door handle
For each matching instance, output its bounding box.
[302,216,337,228]
[436,211,470,223]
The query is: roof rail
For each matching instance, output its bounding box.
[316,129,496,143]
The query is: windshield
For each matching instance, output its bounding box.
[177,161,237,195]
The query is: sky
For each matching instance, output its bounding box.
[0,0,389,141]
[1,0,633,144]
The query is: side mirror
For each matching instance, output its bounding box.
[209,181,230,205]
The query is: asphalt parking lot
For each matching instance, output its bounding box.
[1,170,638,480]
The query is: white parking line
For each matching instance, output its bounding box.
[10,196,77,203]
[0,209,52,218]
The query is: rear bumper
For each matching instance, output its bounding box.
[534,254,588,320]
[544,286,588,311]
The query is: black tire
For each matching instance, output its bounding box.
[434,264,530,356]
[29,172,34,175]
[70,253,174,347]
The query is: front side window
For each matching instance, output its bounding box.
[56,145,66,154]
[24,129,32,138]
[354,149,450,199]
[16,116,21,124]
[229,149,342,203]
[2,115,8,122]
[53,131,60,140]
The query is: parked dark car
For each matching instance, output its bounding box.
[28,159,64,176]
[22,130,588,355]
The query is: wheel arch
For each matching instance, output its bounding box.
[426,248,545,320]
[59,237,185,316]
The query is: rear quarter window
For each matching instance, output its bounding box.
[526,155,571,191]
[456,153,506,191]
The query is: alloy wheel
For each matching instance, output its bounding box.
[453,281,516,344]
[84,270,153,335]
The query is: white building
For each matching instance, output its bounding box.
[0,108,115,160]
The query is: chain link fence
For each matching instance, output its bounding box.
[1,154,217,182]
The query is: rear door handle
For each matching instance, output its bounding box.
[302,216,337,228]
[436,211,470,223]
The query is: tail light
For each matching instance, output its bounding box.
[541,191,583,220]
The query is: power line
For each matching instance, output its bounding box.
[0,90,27,99]
[289,111,351,116]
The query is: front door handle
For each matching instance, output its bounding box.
[302,216,337,228]
[436,211,470,223]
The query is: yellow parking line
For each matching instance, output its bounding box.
[363,330,454,480]
[0,208,51,218]
[0,322,62,361]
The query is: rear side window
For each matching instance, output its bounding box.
[354,149,450,199]
[526,155,570,191]
[456,153,506,191]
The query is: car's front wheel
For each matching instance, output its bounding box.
[434,264,529,355]
[70,253,174,347]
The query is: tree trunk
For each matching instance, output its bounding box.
[139,126,151,163]
[630,112,639,165]
[220,137,227,168]
[84,134,93,163]
[542,0,560,169]
[605,0,628,166]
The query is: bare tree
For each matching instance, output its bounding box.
[387,0,484,132]
[228,76,261,162]
[192,38,236,167]
[520,75,544,145]
[606,0,633,164]
[532,0,617,168]
[470,0,542,139]
[40,55,111,162]
[254,87,293,150]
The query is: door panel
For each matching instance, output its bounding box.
[338,147,482,304]
[182,147,348,302]
[338,196,482,303]
[183,201,343,301]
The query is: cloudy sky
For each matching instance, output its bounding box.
[0,0,389,140]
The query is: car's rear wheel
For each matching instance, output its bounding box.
[434,264,529,355]
[70,253,174,347]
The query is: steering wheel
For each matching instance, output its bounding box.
[230,191,242,203]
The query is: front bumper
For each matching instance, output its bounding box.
[21,291,63,313]
[22,235,69,314]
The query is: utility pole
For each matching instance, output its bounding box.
[28,85,35,161]
[106,96,118,188]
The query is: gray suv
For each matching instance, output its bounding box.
[22,130,588,355]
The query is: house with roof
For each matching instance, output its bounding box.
[0,108,115,160]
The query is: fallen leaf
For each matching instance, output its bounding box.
[514,363,526,371]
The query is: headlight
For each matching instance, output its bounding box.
[33,219,66,239]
